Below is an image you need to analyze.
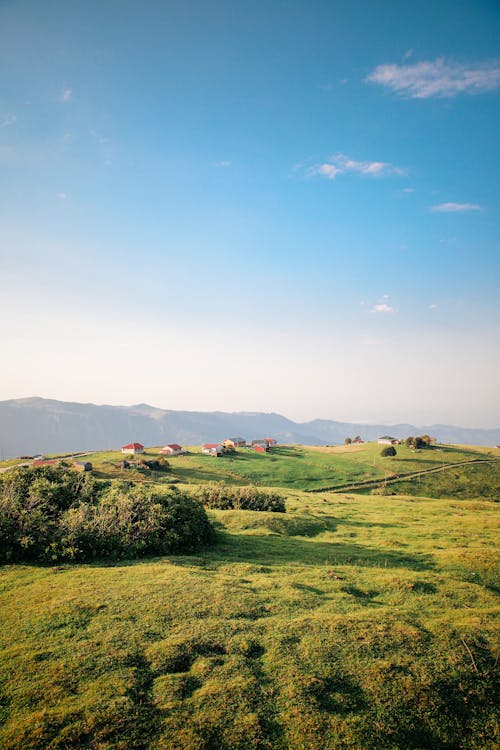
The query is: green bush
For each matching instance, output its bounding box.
[0,466,214,563]
[380,446,397,457]
[197,484,286,512]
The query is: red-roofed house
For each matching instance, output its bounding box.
[121,442,144,455]
[159,444,183,456]
[33,459,59,467]
[202,443,224,457]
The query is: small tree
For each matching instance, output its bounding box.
[381,445,397,457]
[344,437,352,445]
[405,436,415,447]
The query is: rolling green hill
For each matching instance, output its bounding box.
[53,441,500,492]
[0,443,498,749]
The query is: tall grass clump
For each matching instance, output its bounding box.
[197,483,286,512]
[0,466,214,563]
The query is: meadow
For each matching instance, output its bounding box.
[0,444,498,749]
[65,442,499,492]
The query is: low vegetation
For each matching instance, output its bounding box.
[0,444,499,749]
[197,484,286,512]
[0,465,214,563]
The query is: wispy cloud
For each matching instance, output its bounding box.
[366,57,500,98]
[371,303,395,314]
[431,202,482,213]
[309,152,405,180]
[429,303,438,310]
[56,193,67,200]
[215,160,231,167]
[402,187,415,193]
[61,88,72,102]
[1,113,17,127]
[370,294,396,314]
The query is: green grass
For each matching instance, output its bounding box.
[384,460,500,502]
[0,481,499,749]
[68,442,499,492]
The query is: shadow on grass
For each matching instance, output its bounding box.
[172,530,435,572]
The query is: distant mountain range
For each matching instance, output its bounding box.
[0,397,499,457]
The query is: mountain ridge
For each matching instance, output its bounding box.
[0,397,499,456]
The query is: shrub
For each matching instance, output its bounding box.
[197,484,286,512]
[0,467,214,563]
[380,446,397,457]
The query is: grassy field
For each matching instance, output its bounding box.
[47,442,499,492]
[0,454,499,749]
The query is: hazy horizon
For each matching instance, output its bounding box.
[1,1,499,429]
[2,394,499,431]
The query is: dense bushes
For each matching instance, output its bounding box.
[197,484,286,512]
[0,466,214,563]
[381,445,397,457]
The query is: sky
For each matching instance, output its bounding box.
[0,0,499,427]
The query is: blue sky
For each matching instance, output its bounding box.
[1,0,499,426]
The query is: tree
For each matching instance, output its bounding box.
[344,437,352,445]
[381,445,397,457]
[405,436,415,447]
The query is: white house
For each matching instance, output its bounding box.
[202,443,224,457]
[121,442,145,455]
[377,436,397,445]
[159,444,183,456]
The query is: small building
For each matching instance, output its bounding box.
[159,444,183,456]
[229,437,246,447]
[253,443,268,453]
[72,461,92,472]
[121,442,144,455]
[263,437,277,446]
[202,443,224,457]
[377,436,397,445]
[252,439,273,450]
[352,436,364,444]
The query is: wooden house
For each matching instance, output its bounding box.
[72,461,92,472]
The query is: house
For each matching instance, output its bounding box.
[352,436,364,444]
[252,439,274,450]
[377,436,397,445]
[121,442,144,455]
[159,444,183,456]
[202,443,224,457]
[229,437,246,447]
[72,461,92,472]
[253,443,268,453]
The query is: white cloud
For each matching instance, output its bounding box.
[402,187,414,193]
[61,88,72,102]
[1,113,17,127]
[309,152,405,180]
[215,160,231,167]
[366,57,500,99]
[56,193,67,200]
[370,295,396,314]
[431,202,482,213]
[371,303,395,314]
[429,304,438,310]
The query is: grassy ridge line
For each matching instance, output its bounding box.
[306,457,500,494]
